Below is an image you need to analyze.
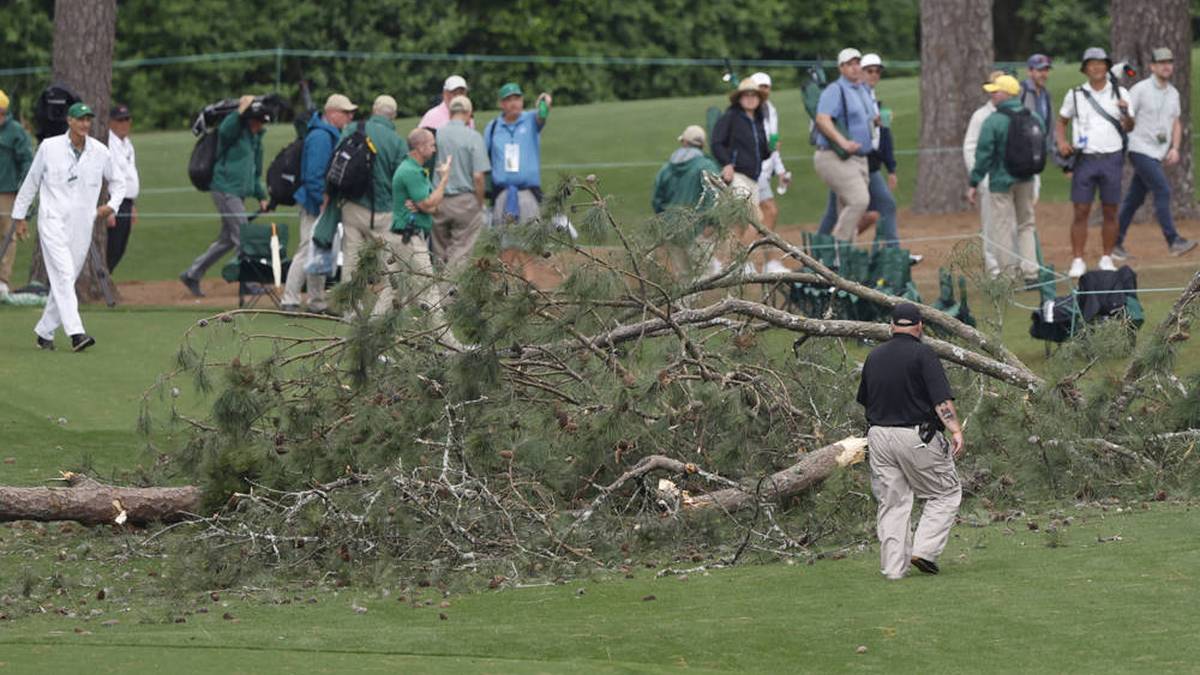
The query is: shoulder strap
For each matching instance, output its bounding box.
[1080,88,1126,139]
[484,118,497,151]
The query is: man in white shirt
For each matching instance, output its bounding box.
[12,102,125,352]
[106,103,138,272]
[750,72,791,273]
[963,71,1005,277]
[1056,47,1134,278]
[1114,47,1194,260]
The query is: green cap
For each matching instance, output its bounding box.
[498,82,523,100]
[67,102,94,119]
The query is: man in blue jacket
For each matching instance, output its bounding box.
[281,93,355,313]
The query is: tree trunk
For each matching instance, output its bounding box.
[28,0,119,303]
[0,473,200,526]
[914,0,994,213]
[1111,0,1196,221]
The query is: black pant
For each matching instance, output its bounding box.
[107,198,134,272]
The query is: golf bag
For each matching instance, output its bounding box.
[188,94,288,192]
[33,83,80,142]
[1029,266,1143,343]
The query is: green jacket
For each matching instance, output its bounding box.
[0,117,34,193]
[651,148,721,213]
[345,115,408,213]
[210,112,266,200]
[968,98,1044,194]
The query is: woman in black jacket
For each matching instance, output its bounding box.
[711,77,771,272]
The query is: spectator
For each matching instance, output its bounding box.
[432,95,490,275]
[749,72,792,273]
[651,125,720,214]
[1056,47,1133,278]
[280,93,356,314]
[1115,47,1195,259]
[966,75,1043,282]
[0,88,33,297]
[963,71,1008,277]
[340,95,408,284]
[812,48,875,244]
[12,102,125,351]
[1020,54,1054,201]
[419,75,473,131]
[484,82,552,277]
[105,104,138,273]
[180,95,270,297]
[711,77,770,273]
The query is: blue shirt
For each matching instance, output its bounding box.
[485,110,543,189]
[814,77,874,155]
[293,112,340,215]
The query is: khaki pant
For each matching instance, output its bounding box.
[976,177,1000,276]
[1,192,18,290]
[281,209,328,310]
[341,201,442,319]
[813,151,869,242]
[987,181,1038,279]
[432,193,485,274]
[867,425,962,579]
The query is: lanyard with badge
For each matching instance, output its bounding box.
[500,121,520,174]
[67,144,83,184]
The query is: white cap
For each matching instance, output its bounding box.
[837,48,862,65]
[750,71,772,87]
[443,75,468,91]
[861,53,882,68]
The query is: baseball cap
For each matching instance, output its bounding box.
[861,53,883,69]
[1027,54,1052,70]
[448,95,473,114]
[373,94,398,111]
[498,82,523,100]
[324,93,357,112]
[750,72,772,87]
[110,104,131,120]
[891,303,922,326]
[983,74,1021,96]
[837,48,862,65]
[443,75,468,92]
[1152,47,1174,63]
[678,124,706,147]
[67,102,94,119]
[0,89,8,110]
[1080,47,1112,72]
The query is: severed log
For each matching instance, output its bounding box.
[0,473,200,526]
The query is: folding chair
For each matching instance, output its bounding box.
[221,221,291,308]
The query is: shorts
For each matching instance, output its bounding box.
[1070,151,1123,205]
[492,188,543,249]
[757,162,775,201]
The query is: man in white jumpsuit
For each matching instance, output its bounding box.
[12,102,125,352]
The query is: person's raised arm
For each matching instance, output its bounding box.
[415,156,453,213]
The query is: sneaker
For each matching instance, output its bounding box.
[910,556,940,575]
[36,335,55,351]
[70,333,96,352]
[1068,258,1087,279]
[706,258,725,276]
[179,273,205,298]
[742,261,760,276]
[1110,244,1131,261]
[1098,255,1117,272]
[280,303,301,313]
[909,253,924,266]
[764,259,790,275]
[1169,238,1198,257]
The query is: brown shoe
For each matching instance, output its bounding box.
[911,556,939,575]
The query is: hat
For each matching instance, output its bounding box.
[729,77,765,103]
[891,303,922,327]
[498,82,523,100]
[110,104,131,120]
[984,70,1006,86]
[1152,47,1174,63]
[448,95,472,114]
[861,53,883,69]
[1080,47,1112,72]
[67,102,94,119]
[0,90,9,110]
[837,48,862,66]
[324,93,357,112]
[373,94,398,111]
[1027,54,1052,70]
[983,74,1020,96]
[443,75,468,92]
[678,124,706,147]
[750,71,772,88]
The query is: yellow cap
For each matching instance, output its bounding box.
[983,75,1020,96]
[0,89,9,110]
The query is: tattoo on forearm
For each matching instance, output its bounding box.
[936,401,957,423]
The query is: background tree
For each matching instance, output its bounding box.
[913,0,994,213]
[1111,0,1196,220]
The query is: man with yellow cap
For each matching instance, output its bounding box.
[12,102,125,351]
[0,88,34,297]
[966,75,1045,283]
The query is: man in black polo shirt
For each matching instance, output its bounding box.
[856,303,964,580]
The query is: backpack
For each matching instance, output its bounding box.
[267,138,305,207]
[187,131,221,192]
[325,121,375,200]
[998,107,1046,178]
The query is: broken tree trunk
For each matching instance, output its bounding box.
[0,473,200,526]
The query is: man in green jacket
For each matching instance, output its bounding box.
[180,95,269,297]
[0,89,34,296]
[966,75,1043,282]
[651,125,720,214]
[340,95,408,284]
